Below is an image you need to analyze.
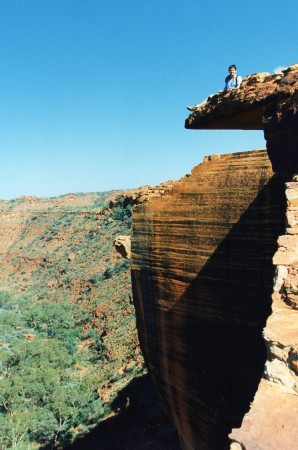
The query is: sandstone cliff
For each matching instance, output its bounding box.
[132,64,298,449]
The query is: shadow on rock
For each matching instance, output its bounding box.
[64,374,180,450]
[133,173,288,449]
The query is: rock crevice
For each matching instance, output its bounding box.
[230,182,298,450]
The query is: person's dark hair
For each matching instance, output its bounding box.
[229,64,237,70]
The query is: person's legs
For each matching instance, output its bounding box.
[187,95,214,111]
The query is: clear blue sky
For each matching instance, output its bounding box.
[0,0,296,199]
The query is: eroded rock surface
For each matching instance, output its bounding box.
[114,235,132,259]
[185,64,298,131]
[230,180,298,449]
[186,63,298,172]
[132,64,298,449]
[131,150,288,449]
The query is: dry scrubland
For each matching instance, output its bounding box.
[0,192,145,449]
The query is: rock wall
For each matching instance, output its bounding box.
[131,150,289,449]
[230,181,298,449]
[132,64,298,449]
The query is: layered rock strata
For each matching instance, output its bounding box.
[132,64,298,449]
[131,150,288,449]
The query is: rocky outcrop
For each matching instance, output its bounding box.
[132,64,298,449]
[114,235,132,259]
[110,182,176,208]
[186,63,298,172]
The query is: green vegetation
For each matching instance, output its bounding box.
[0,291,111,449]
[0,192,144,449]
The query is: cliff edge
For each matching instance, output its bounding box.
[131,64,298,449]
[186,63,298,173]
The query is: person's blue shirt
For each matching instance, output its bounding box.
[224,74,242,91]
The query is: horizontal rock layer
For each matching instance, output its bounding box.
[131,150,288,449]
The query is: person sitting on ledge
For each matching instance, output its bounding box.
[187,64,242,111]
[223,64,242,91]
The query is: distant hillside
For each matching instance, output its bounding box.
[0,191,144,449]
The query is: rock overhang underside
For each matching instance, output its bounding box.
[185,63,298,131]
[185,64,298,173]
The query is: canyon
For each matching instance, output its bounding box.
[1,64,297,449]
[131,64,298,449]
[0,189,183,449]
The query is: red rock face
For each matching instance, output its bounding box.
[131,150,288,449]
[132,64,298,449]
